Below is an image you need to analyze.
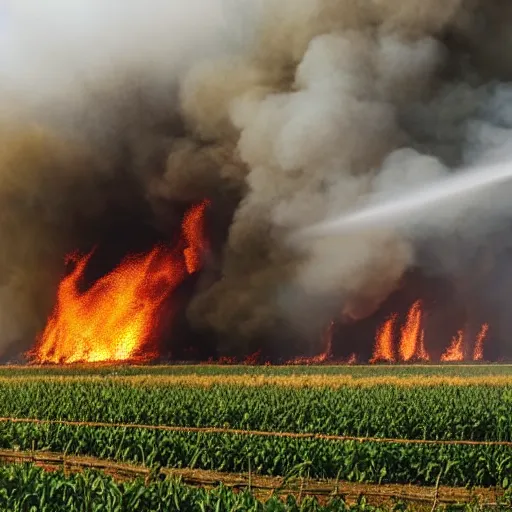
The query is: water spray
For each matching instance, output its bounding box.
[297,160,512,239]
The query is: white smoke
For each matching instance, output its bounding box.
[1,0,512,357]
[0,0,246,129]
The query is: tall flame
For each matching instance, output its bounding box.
[473,323,489,361]
[29,201,209,364]
[183,200,211,274]
[416,330,430,362]
[441,330,464,362]
[398,300,422,362]
[372,303,430,363]
[370,315,396,363]
[372,301,490,363]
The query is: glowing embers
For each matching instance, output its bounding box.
[30,201,210,364]
[371,301,489,363]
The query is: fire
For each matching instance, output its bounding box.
[287,321,334,365]
[29,202,209,364]
[183,200,210,274]
[372,300,489,364]
[473,323,489,361]
[416,330,430,362]
[398,300,422,362]
[345,353,357,365]
[370,315,396,363]
[441,330,464,362]
[30,247,183,364]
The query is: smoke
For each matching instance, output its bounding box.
[181,0,469,354]
[0,0,243,355]
[2,0,512,358]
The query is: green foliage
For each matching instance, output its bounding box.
[0,422,511,487]
[0,463,422,512]
[0,366,511,494]
[0,463,510,512]
[2,364,512,377]
[0,380,511,442]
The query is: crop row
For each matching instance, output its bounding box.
[3,364,512,377]
[0,463,399,512]
[0,421,512,487]
[1,464,511,512]
[0,380,511,442]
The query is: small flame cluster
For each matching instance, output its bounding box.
[371,300,489,363]
[287,321,357,366]
[29,201,210,364]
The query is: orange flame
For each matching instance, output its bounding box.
[345,353,357,365]
[373,303,431,363]
[370,315,396,363]
[372,301,493,363]
[398,300,422,362]
[287,321,334,365]
[416,330,430,362]
[183,200,210,274]
[29,202,209,364]
[473,323,489,361]
[440,330,464,362]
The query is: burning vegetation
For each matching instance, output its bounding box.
[370,302,489,364]
[1,1,512,364]
[29,202,210,364]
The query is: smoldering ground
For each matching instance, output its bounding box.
[2,0,512,360]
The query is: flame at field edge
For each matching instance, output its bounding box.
[28,201,210,365]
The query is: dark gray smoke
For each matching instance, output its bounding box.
[2,0,512,358]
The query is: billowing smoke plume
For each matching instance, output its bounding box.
[2,0,512,359]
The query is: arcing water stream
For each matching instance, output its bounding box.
[298,159,512,239]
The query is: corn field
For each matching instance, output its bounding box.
[0,365,511,510]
